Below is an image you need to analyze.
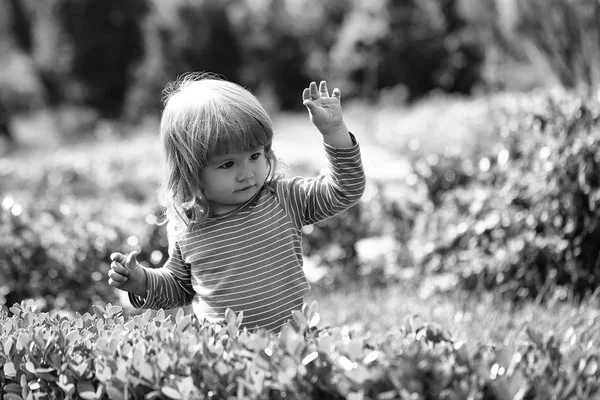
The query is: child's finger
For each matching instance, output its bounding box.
[110,252,124,262]
[126,251,139,269]
[108,268,128,283]
[332,88,342,100]
[309,81,319,99]
[108,277,125,288]
[303,98,319,116]
[110,261,130,276]
[319,81,329,97]
[302,88,311,102]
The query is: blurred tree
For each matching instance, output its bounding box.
[515,0,600,98]
[228,0,347,110]
[56,0,149,117]
[330,0,486,101]
[0,104,13,144]
[124,0,243,120]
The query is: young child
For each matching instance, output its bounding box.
[108,73,365,332]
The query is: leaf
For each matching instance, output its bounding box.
[25,361,36,374]
[250,364,266,393]
[301,352,319,365]
[4,337,14,357]
[140,309,152,326]
[161,386,182,400]
[146,322,156,336]
[494,346,514,369]
[277,356,297,386]
[4,361,17,378]
[105,384,125,400]
[175,308,184,325]
[177,377,195,398]
[176,315,192,334]
[132,344,145,366]
[280,325,304,358]
[17,332,31,351]
[224,308,236,325]
[66,330,80,346]
[138,361,154,382]
[9,304,22,316]
[124,320,135,332]
[346,339,364,361]
[77,380,98,400]
[155,309,165,323]
[35,367,58,381]
[318,335,334,353]
[92,304,106,319]
[157,352,171,372]
[336,355,354,371]
[3,393,24,400]
[346,365,370,385]
[107,305,123,317]
[235,310,244,329]
[526,327,544,348]
[3,383,21,394]
[308,312,320,328]
[292,311,307,333]
[3,319,13,334]
[362,350,379,365]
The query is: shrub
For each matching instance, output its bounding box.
[412,89,600,302]
[0,154,168,313]
[1,299,600,399]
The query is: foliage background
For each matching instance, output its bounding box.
[1,0,600,334]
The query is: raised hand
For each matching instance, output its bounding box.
[302,81,348,137]
[108,251,147,297]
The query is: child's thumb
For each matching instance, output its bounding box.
[126,251,140,270]
[303,100,318,115]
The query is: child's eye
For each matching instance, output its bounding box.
[250,152,263,160]
[219,161,234,169]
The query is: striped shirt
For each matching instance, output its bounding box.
[130,134,365,332]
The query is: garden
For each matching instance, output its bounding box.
[1,0,600,399]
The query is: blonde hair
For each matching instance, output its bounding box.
[158,72,279,232]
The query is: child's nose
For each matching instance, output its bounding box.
[237,167,254,182]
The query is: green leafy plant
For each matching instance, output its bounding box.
[2,299,600,399]
[412,89,600,302]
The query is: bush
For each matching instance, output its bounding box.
[0,153,168,313]
[412,89,600,302]
[2,299,600,399]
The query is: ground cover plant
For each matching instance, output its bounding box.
[1,299,600,400]
[2,86,600,398]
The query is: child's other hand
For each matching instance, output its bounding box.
[108,251,147,297]
[302,81,347,137]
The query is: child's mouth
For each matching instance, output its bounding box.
[237,185,254,192]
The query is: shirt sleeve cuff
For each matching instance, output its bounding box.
[127,268,161,309]
[323,131,361,159]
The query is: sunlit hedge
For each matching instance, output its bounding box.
[1,299,599,399]
[410,89,600,302]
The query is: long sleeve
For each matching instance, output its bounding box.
[128,241,195,309]
[278,132,366,227]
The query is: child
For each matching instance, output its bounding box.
[108,73,365,332]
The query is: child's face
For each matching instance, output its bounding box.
[199,146,269,215]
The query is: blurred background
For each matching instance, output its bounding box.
[1,0,600,337]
